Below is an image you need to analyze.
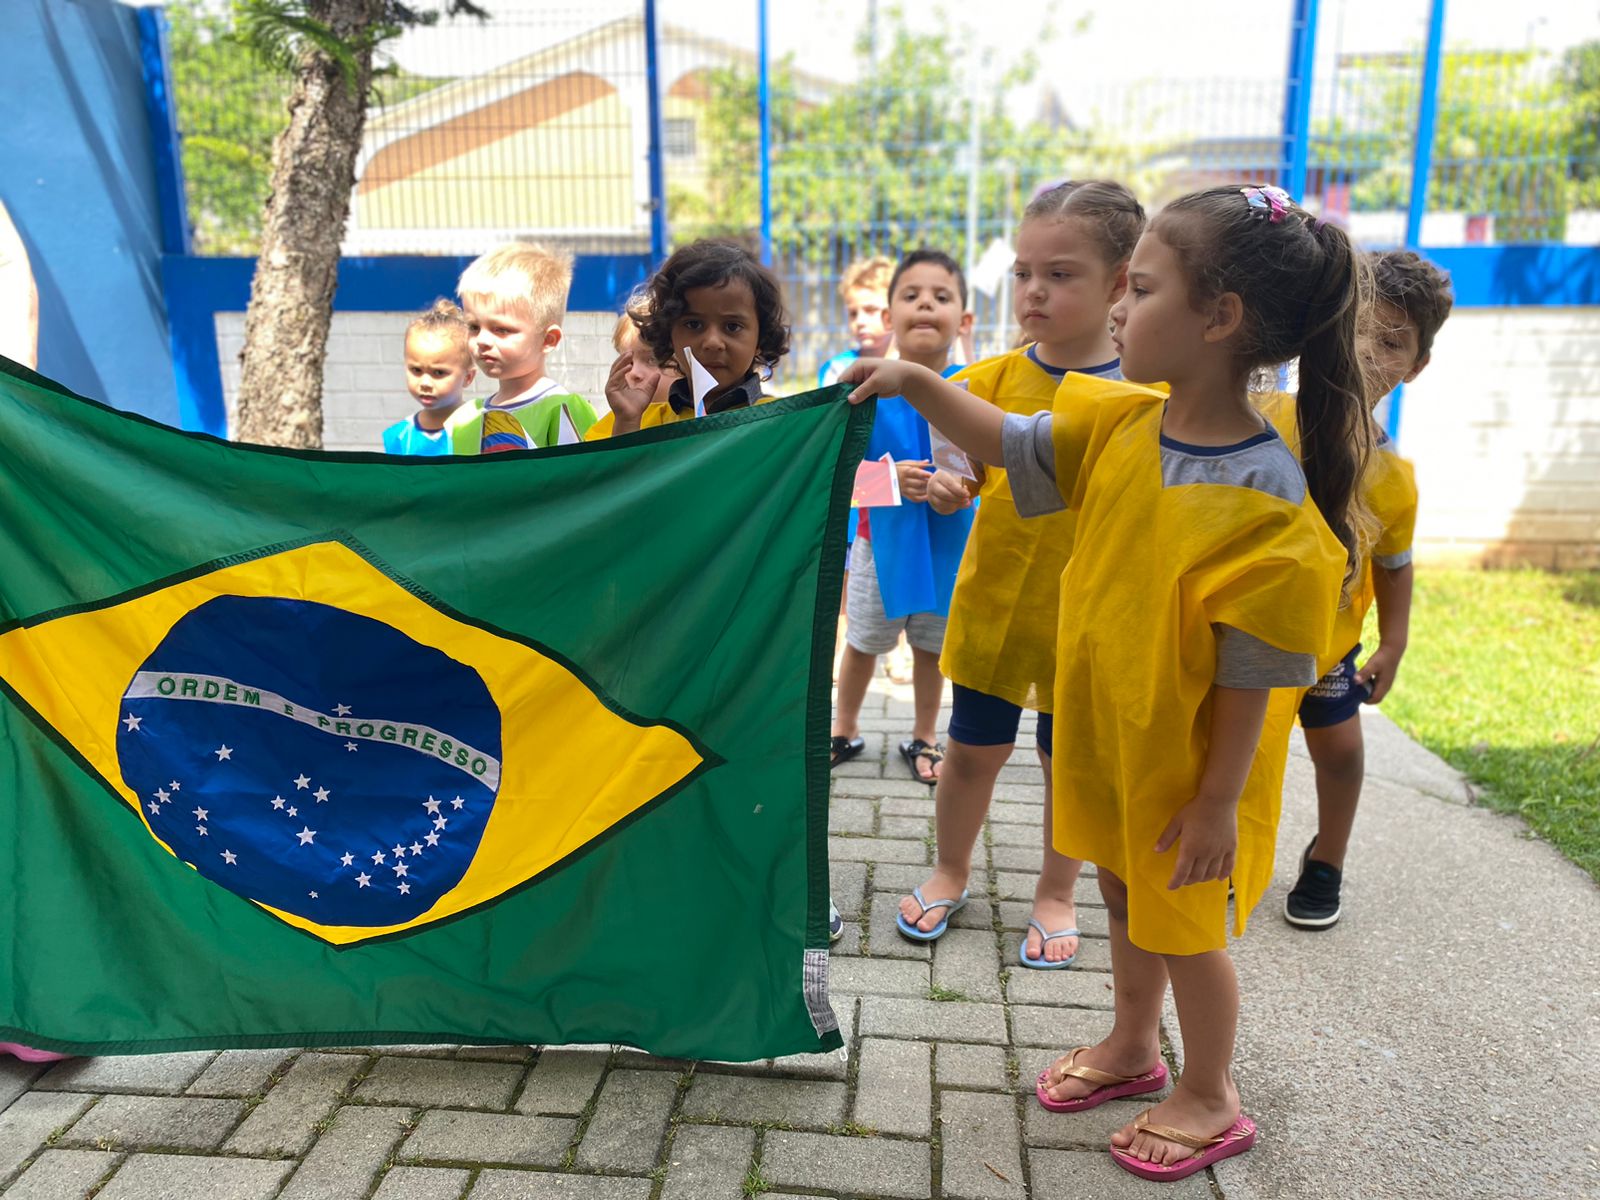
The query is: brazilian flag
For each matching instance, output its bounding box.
[0,359,865,1061]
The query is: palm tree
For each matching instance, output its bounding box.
[233,1,483,448]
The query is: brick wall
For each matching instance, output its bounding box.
[214,311,618,451]
[1401,307,1600,568]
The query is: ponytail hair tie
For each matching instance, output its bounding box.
[1241,184,1292,224]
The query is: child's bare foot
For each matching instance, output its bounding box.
[897,866,969,933]
[1039,1038,1161,1106]
[1110,1082,1242,1168]
[1022,893,1079,964]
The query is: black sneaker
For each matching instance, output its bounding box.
[1284,838,1343,929]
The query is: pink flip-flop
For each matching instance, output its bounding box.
[1109,1110,1258,1181]
[0,1042,72,1064]
[1035,1046,1169,1113]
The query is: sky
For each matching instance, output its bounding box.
[376,0,1599,85]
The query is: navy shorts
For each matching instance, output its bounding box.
[1298,643,1371,729]
[948,683,1054,756]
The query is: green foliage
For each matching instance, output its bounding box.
[1328,46,1593,241]
[1377,569,1600,883]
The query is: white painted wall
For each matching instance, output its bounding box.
[1400,307,1600,567]
[215,310,618,452]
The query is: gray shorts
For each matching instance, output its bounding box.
[845,537,948,656]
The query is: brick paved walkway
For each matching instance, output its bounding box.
[3,676,1597,1199]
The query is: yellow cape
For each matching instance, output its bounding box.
[1051,386,1346,954]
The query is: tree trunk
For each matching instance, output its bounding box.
[234,0,385,448]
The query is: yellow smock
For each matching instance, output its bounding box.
[585,395,776,441]
[941,348,1080,712]
[1049,385,1346,954]
[1257,393,1418,673]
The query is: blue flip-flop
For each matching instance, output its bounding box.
[1019,918,1079,969]
[895,887,969,942]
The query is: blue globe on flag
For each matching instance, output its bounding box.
[116,595,502,929]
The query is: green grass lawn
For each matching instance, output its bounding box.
[1375,568,1600,883]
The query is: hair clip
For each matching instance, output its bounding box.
[1241,185,1292,224]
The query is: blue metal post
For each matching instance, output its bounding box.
[135,5,192,256]
[757,0,773,267]
[1279,0,1319,199]
[1390,0,1448,440]
[642,0,669,262]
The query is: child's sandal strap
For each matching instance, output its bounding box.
[1131,1110,1225,1151]
[1058,1047,1139,1089]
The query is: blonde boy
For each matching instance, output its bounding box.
[818,256,894,387]
[449,242,597,453]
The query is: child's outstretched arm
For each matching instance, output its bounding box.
[1357,562,1413,703]
[842,359,1004,467]
[1154,685,1270,890]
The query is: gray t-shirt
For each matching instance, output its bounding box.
[1001,408,1318,689]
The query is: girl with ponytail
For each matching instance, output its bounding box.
[842,183,1360,1182]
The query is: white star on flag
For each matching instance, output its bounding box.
[425,831,440,847]
[193,807,209,821]
[340,852,354,867]
[372,850,386,864]
[169,781,181,791]
[424,796,442,814]
[409,842,423,856]
[356,873,371,888]
[393,862,408,877]
[214,745,233,760]
[309,891,318,899]
[287,806,298,817]
[451,796,465,810]
[271,796,286,810]
[344,742,358,752]
[398,882,411,895]
[155,788,170,803]
[334,703,352,716]
[433,816,448,830]
[221,850,237,865]
[196,825,208,836]
[314,787,330,803]
[122,713,142,732]
[294,774,310,789]
[296,827,316,845]
[147,801,160,814]
[391,844,406,858]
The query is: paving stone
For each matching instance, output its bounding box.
[1003,931,1110,973]
[996,872,1102,906]
[661,1123,755,1199]
[187,1049,297,1097]
[997,764,1045,785]
[355,1056,522,1109]
[830,756,886,779]
[870,862,991,895]
[878,793,937,817]
[371,1165,471,1200]
[1009,1005,1115,1050]
[829,920,864,956]
[1023,1097,1167,1149]
[828,835,926,864]
[829,956,929,998]
[0,1092,94,1180]
[989,783,1047,803]
[279,1104,411,1200]
[456,1045,534,1064]
[931,927,1003,1002]
[1027,1148,1212,1198]
[853,1038,931,1138]
[766,995,855,1080]
[948,897,996,930]
[0,1059,47,1115]
[469,1173,652,1199]
[1005,966,1118,1009]
[572,1068,677,1172]
[402,1110,574,1166]
[859,997,1008,1045]
[828,796,876,834]
[4,1149,117,1199]
[93,1153,292,1200]
[761,1130,931,1198]
[828,860,869,918]
[833,777,939,801]
[988,844,1044,872]
[516,1049,609,1116]
[63,1094,243,1151]
[939,1090,1024,1200]
[878,814,930,840]
[32,1052,215,1094]
[224,1051,364,1156]
[936,1043,1010,1092]
[682,1073,845,1128]
[988,821,1043,847]
[865,897,931,961]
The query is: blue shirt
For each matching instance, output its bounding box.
[382,415,454,457]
